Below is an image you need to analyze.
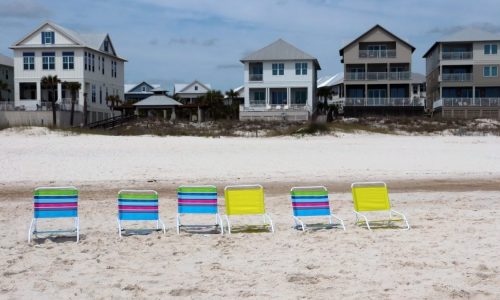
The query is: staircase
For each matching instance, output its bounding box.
[86,114,137,129]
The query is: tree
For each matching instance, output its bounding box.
[64,81,81,126]
[106,95,122,117]
[0,80,9,102]
[199,90,225,121]
[41,75,60,126]
[316,88,332,115]
[225,89,240,119]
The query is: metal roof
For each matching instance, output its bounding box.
[174,81,212,94]
[0,53,13,67]
[411,72,426,84]
[241,39,321,69]
[317,73,344,88]
[423,27,500,58]
[124,82,161,93]
[133,94,182,107]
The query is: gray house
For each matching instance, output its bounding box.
[0,53,14,107]
[340,25,423,116]
[124,82,161,104]
[423,28,500,118]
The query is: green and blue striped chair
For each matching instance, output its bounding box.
[28,187,80,242]
[117,190,166,237]
[290,186,345,231]
[177,185,223,235]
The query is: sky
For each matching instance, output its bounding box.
[1,0,500,92]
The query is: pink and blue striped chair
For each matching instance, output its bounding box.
[28,187,80,242]
[176,185,223,235]
[290,186,345,231]
[117,190,166,237]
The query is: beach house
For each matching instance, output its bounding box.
[339,25,423,116]
[174,80,211,104]
[239,39,321,121]
[0,53,14,106]
[423,28,500,118]
[10,21,126,123]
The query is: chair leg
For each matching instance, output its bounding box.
[216,214,224,235]
[27,218,35,243]
[224,215,231,234]
[354,211,371,231]
[158,218,166,234]
[265,214,274,233]
[331,214,346,231]
[176,214,181,235]
[117,218,122,237]
[75,217,80,243]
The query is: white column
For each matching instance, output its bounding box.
[78,82,85,107]
[57,82,62,103]
[36,81,42,105]
[266,88,270,108]
[287,87,291,107]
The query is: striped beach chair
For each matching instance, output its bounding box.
[224,185,274,234]
[351,182,410,231]
[28,187,79,243]
[176,185,223,235]
[290,186,345,231]
[117,190,166,237]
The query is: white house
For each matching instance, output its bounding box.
[10,21,126,123]
[173,80,211,104]
[240,39,321,121]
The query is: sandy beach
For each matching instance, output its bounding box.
[0,128,499,299]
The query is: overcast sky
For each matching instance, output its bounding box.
[1,0,500,91]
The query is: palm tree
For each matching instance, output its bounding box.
[225,89,240,119]
[0,80,9,102]
[64,81,81,126]
[106,95,122,117]
[41,75,60,126]
[200,90,224,121]
[317,88,332,115]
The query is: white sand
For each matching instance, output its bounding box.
[0,128,499,299]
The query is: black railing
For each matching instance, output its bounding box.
[87,114,137,129]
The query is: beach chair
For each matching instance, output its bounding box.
[351,182,410,231]
[223,185,274,234]
[117,190,166,237]
[176,185,223,235]
[290,186,345,231]
[28,187,79,243]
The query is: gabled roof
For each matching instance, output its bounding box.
[133,94,182,107]
[174,80,211,94]
[339,24,416,56]
[241,39,321,69]
[125,82,160,93]
[423,27,500,58]
[317,73,344,88]
[10,21,126,61]
[0,53,14,67]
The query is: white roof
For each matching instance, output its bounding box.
[124,83,161,93]
[174,80,211,94]
[317,73,344,88]
[133,94,182,107]
[0,53,13,67]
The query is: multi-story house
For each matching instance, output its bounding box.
[339,25,423,116]
[423,28,500,119]
[10,21,126,123]
[0,53,14,105]
[240,39,321,121]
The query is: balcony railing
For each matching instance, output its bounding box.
[344,98,423,107]
[389,71,411,80]
[366,72,388,80]
[345,72,366,80]
[439,98,500,107]
[359,49,396,58]
[441,51,472,60]
[249,74,263,81]
[0,101,15,111]
[240,104,310,112]
[441,73,472,81]
[346,71,411,81]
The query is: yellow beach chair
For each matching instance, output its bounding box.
[223,185,274,234]
[351,182,410,230]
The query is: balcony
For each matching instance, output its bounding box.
[344,98,423,107]
[441,73,472,82]
[389,71,411,80]
[249,74,263,81]
[345,72,366,81]
[436,98,500,107]
[345,72,411,81]
[359,49,396,59]
[441,51,472,60]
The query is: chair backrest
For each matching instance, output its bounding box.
[177,185,218,214]
[291,186,330,217]
[33,187,78,218]
[224,185,266,215]
[118,190,159,221]
[351,182,391,212]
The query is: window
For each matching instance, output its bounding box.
[99,86,102,104]
[62,52,74,70]
[142,86,146,92]
[195,86,198,91]
[104,40,109,52]
[291,88,307,105]
[111,61,117,78]
[42,52,55,70]
[98,56,101,71]
[23,52,35,70]
[92,54,95,72]
[84,52,88,70]
[272,63,284,75]
[249,62,263,81]
[270,89,287,105]
[92,85,96,103]
[249,88,266,106]
[41,32,54,44]
[484,44,498,55]
[19,82,37,100]
[102,57,105,75]
[483,66,498,77]
[295,62,307,75]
